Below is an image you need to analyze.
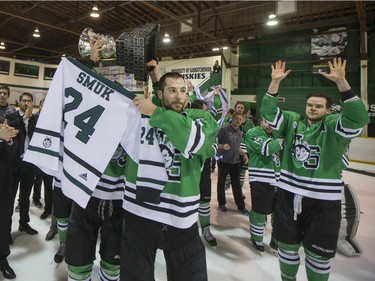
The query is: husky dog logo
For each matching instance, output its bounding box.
[159,142,174,168]
[292,134,321,169]
[156,129,181,181]
[294,143,310,162]
[111,145,127,167]
[43,136,52,148]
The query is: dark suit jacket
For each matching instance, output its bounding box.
[6,111,38,157]
[0,138,17,257]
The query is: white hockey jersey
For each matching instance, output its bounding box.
[24,57,141,208]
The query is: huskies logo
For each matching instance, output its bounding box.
[155,129,181,182]
[159,142,174,168]
[292,134,321,169]
[111,145,127,167]
[43,136,52,148]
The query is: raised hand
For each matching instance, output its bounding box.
[267,60,291,94]
[24,100,34,119]
[90,38,105,62]
[187,80,193,92]
[318,58,346,82]
[146,60,160,83]
[271,60,291,81]
[319,58,350,92]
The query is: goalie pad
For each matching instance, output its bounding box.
[337,184,363,256]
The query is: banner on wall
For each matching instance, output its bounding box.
[159,56,221,92]
[311,27,348,74]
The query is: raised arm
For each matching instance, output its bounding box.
[267,60,291,94]
[146,60,160,84]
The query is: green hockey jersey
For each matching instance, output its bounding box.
[92,144,127,200]
[260,90,369,201]
[245,126,283,185]
[123,106,219,229]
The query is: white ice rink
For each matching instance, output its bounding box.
[7,162,375,281]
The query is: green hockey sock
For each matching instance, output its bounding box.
[56,217,69,243]
[198,201,210,228]
[68,263,93,281]
[305,248,330,281]
[249,210,266,242]
[278,241,301,281]
[99,260,120,281]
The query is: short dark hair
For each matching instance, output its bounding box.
[234,101,245,108]
[158,72,185,92]
[0,85,10,95]
[232,112,244,119]
[306,92,332,108]
[190,99,208,110]
[20,92,33,102]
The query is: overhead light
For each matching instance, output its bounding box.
[267,14,278,26]
[162,33,171,43]
[33,27,40,38]
[0,41,5,50]
[212,46,228,52]
[90,5,100,18]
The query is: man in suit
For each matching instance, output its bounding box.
[0,121,18,279]
[6,92,38,235]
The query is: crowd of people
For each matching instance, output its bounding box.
[0,40,370,281]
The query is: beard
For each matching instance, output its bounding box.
[161,99,186,113]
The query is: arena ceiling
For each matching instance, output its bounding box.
[0,1,374,66]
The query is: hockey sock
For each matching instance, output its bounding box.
[68,263,93,281]
[278,241,301,281]
[305,248,330,281]
[198,201,210,228]
[249,210,266,242]
[99,260,120,281]
[56,217,69,243]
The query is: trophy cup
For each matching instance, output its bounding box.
[78,27,116,59]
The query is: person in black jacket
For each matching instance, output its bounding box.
[0,121,18,279]
[6,92,39,236]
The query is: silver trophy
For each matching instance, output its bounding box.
[78,28,116,59]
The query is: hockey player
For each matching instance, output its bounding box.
[65,145,126,281]
[191,99,218,247]
[51,178,72,264]
[260,58,369,281]
[245,118,284,252]
[121,69,219,280]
